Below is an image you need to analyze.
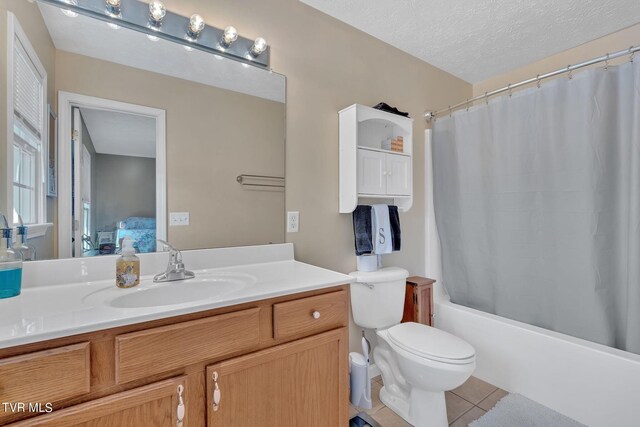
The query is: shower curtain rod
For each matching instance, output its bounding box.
[425,45,640,120]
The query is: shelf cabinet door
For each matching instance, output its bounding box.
[385,154,411,196]
[357,149,386,195]
[206,329,348,427]
[8,376,187,427]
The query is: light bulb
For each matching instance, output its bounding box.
[187,14,205,39]
[149,1,166,25]
[220,26,238,47]
[250,37,267,57]
[61,0,78,18]
[105,0,121,14]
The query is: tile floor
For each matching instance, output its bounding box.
[349,375,508,427]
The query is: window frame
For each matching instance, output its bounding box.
[6,12,51,238]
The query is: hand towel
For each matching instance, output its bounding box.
[388,205,401,251]
[371,204,392,254]
[352,205,373,255]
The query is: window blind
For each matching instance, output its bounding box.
[13,38,43,141]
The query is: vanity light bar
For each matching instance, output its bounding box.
[36,0,270,69]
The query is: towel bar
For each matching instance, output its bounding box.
[236,174,285,191]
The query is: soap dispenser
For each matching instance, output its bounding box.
[14,215,36,261]
[0,213,22,299]
[116,236,140,288]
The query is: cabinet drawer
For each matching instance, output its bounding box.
[0,342,90,418]
[115,308,260,384]
[8,376,186,427]
[273,290,347,340]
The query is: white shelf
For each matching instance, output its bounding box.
[339,104,414,213]
[357,145,411,157]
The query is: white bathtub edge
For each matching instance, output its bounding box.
[436,299,640,427]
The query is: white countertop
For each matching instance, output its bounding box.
[0,244,354,349]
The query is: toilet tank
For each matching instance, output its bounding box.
[349,267,409,329]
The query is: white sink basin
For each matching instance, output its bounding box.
[82,271,256,309]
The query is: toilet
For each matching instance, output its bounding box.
[350,267,476,427]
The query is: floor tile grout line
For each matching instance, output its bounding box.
[448,405,475,426]
[450,387,498,406]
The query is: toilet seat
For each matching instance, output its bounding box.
[386,322,475,365]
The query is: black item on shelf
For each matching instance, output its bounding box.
[372,102,409,118]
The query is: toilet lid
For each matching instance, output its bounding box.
[387,323,475,364]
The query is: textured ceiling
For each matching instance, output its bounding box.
[300,0,640,83]
[80,108,156,158]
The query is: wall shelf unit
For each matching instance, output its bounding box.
[339,104,414,213]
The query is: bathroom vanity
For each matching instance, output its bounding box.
[0,244,352,426]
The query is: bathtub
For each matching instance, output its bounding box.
[435,298,640,427]
[424,130,640,427]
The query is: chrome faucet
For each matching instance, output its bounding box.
[154,240,195,283]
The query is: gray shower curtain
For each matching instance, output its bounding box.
[432,60,640,354]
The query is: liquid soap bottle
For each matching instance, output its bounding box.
[116,236,140,288]
[0,213,22,299]
[14,215,36,261]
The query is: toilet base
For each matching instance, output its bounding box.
[380,386,448,427]
[379,386,410,424]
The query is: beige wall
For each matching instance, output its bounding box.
[5,0,472,351]
[474,23,640,96]
[0,2,56,260]
[155,0,471,276]
[156,0,471,352]
[55,51,286,251]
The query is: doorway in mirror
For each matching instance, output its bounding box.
[58,93,167,259]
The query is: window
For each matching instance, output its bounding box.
[9,17,47,227]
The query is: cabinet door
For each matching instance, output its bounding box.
[385,154,412,196]
[357,149,386,195]
[207,329,348,427]
[9,376,187,427]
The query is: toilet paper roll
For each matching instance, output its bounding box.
[357,255,378,272]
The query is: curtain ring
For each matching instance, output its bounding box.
[630,46,635,63]
[465,99,470,112]
[536,74,541,89]
[604,53,610,71]
[484,92,489,105]
[507,83,513,98]
[448,106,452,117]
[567,65,573,80]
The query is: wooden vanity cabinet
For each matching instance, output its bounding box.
[206,328,348,426]
[0,286,349,427]
[8,376,187,427]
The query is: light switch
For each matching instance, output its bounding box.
[170,212,190,226]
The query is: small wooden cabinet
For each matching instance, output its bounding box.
[402,276,435,326]
[0,286,349,427]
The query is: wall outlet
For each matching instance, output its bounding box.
[170,212,190,226]
[287,211,299,233]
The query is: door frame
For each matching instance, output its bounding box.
[57,91,167,259]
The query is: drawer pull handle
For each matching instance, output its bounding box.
[312,311,321,320]
[212,371,221,411]
[176,384,185,427]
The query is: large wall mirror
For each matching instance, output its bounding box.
[0,0,286,260]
